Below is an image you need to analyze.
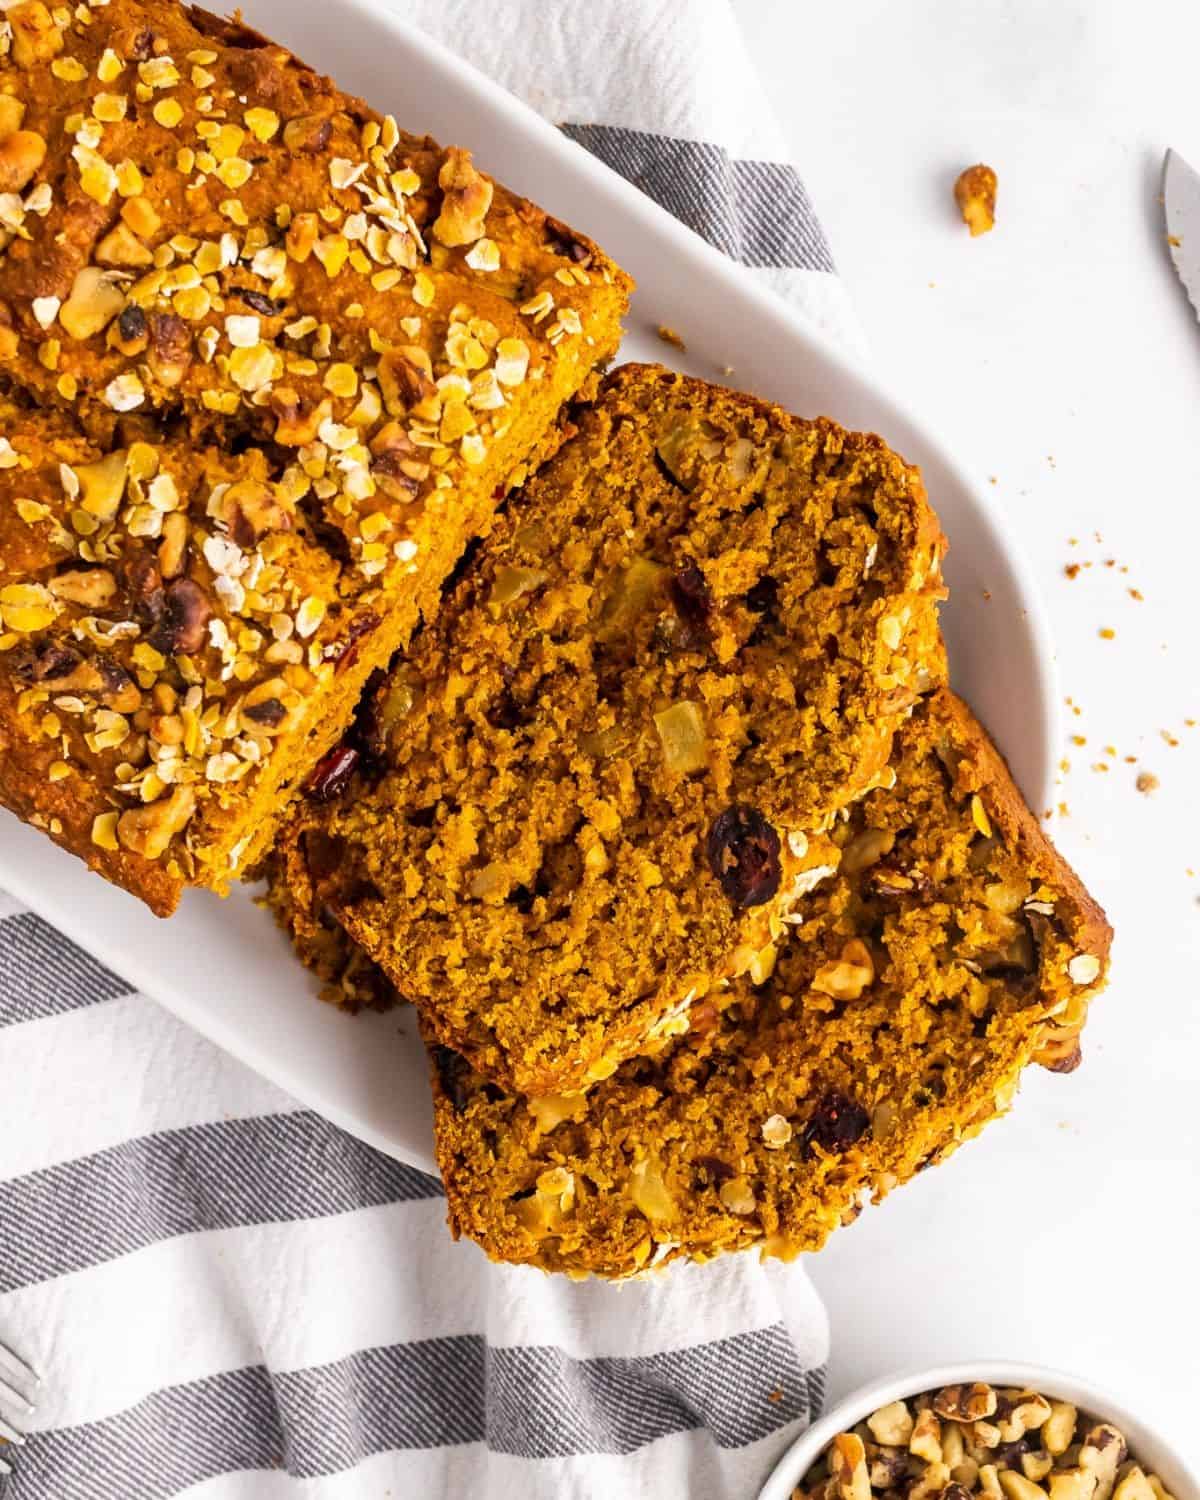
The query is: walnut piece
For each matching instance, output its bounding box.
[117,786,196,860]
[7,0,63,69]
[378,345,436,414]
[796,1385,1172,1500]
[59,267,126,341]
[433,147,493,247]
[954,163,998,236]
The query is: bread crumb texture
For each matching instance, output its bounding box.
[277,365,950,1094]
[428,690,1112,1278]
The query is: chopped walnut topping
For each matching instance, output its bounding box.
[59,267,127,341]
[954,163,998,236]
[7,0,62,69]
[432,147,493,247]
[810,938,875,1001]
[0,0,629,910]
[117,785,196,860]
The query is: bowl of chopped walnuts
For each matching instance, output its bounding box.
[759,1364,1197,1500]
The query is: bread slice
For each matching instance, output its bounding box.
[426,690,1112,1277]
[275,364,948,1092]
[0,0,630,911]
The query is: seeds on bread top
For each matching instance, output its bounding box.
[0,0,631,909]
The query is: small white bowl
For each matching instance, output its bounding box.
[760,1362,1198,1500]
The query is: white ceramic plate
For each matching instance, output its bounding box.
[759,1362,1198,1500]
[0,0,1058,1173]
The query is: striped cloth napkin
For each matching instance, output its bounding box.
[0,1,854,1494]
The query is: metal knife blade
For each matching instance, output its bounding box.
[1164,148,1200,321]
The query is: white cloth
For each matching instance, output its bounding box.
[0,2,856,1495]
[399,0,864,353]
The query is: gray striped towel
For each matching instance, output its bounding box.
[0,1,849,1494]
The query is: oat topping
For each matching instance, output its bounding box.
[0,0,632,910]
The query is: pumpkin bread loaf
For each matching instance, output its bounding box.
[272,364,948,1094]
[426,690,1112,1277]
[0,0,630,910]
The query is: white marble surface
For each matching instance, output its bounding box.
[732,0,1200,1458]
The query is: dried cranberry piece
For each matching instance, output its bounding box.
[544,225,593,265]
[802,1092,870,1155]
[117,304,147,343]
[243,696,286,727]
[431,1045,472,1112]
[305,743,360,801]
[322,610,381,675]
[706,805,781,909]
[670,562,714,632]
[230,287,284,317]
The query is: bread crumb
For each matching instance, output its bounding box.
[1065,563,1081,580]
[656,324,686,352]
[1098,627,1115,640]
[1129,587,1144,600]
[953,163,997,235]
[1137,771,1160,795]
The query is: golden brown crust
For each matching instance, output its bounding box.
[278,363,948,1091]
[0,0,631,910]
[427,688,1111,1278]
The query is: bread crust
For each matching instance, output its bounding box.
[0,0,631,910]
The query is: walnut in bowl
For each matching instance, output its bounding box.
[759,1366,1196,1500]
